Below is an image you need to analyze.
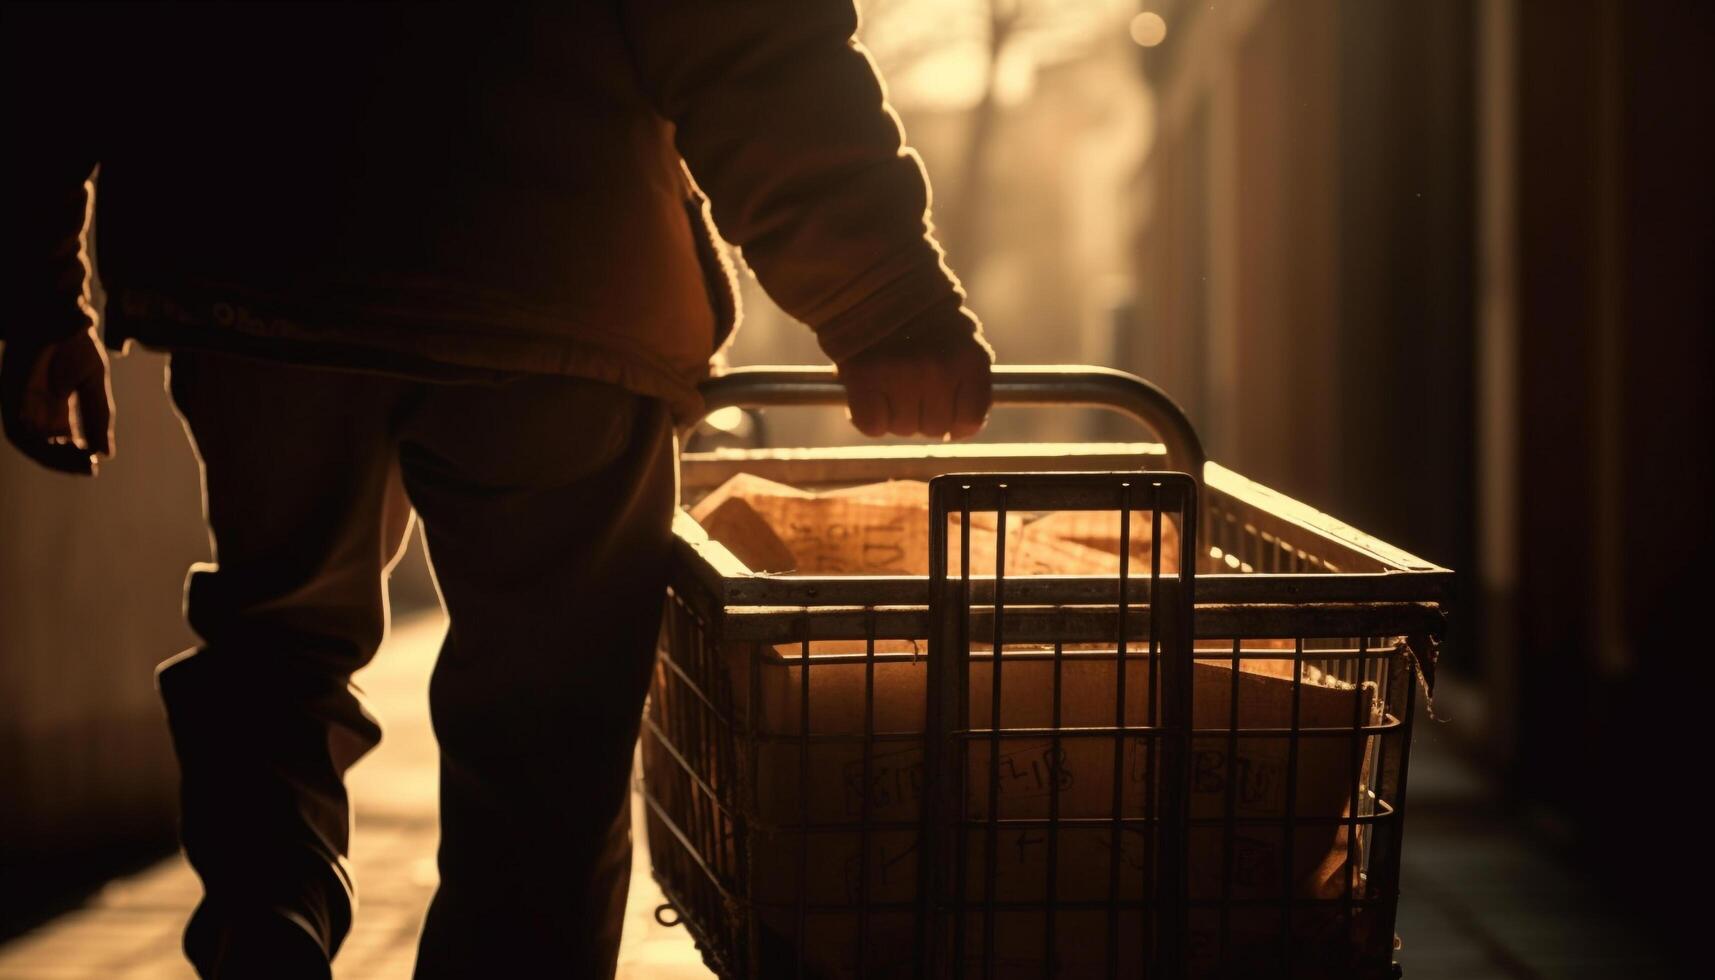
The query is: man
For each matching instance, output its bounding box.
[2,3,991,978]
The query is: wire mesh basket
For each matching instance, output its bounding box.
[643,366,1447,979]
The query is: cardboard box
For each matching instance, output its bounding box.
[721,641,1378,978]
[1023,508,1182,573]
[690,474,1178,577]
[690,474,1009,575]
[693,495,801,573]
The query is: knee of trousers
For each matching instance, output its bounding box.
[426,649,656,755]
[183,565,389,674]
[157,648,383,767]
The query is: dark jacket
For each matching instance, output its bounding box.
[2,1,974,419]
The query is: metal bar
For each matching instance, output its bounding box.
[1044,620,1065,980]
[1219,638,1242,960]
[1147,501,1168,973]
[1155,482,1196,976]
[722,601,1447,644]
[640,786,740,906]
[668,515,747,597]
[694,364,1207,481]
[796,631,811,980]
[1141,508,1161,975]
[1355,641,1408,958]
[672,616,707,932]
[954,489,974,978]
[653,636,730,718]
[1107,495,1132,979]
[715,569,1454,612]
[982,487,1009,978]
[857,607,877,978]
[1346,636,1370,942]
[747,899,1406,919]
[1372,640,1423,964]
[924,722,1404,741]
[917,488,946,979]
[693,612,720,891]
[931,480,1176,513]
[736,643,1407,671]
[1282,638,1305,973]
[745,637,765,979]
[740,805,1397,836]
[679,443,1168,492]
[743,730,944,746]
[638,715,734,822]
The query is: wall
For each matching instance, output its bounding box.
[0,346,204,933]
[1137,0,1711,960]
[1506,0,1712,953]
[1134,0,1475,598]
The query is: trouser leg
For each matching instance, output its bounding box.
[159,351,413,977]
[399,375,675,979]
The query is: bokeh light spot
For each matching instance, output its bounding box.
[1130,11,1168,48]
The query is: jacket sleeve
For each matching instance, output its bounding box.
[1,3,100,348]
[620,0,977,362]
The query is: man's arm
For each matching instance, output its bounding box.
[1,2,114,474]
[621,0,992,438]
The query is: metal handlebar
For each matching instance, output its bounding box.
[696,364,1206,480]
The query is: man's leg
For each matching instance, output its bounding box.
[398,375,675,979]
[159,350,414,977]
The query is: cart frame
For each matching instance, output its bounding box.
[642,366,1447,979]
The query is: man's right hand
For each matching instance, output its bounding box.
[836,308,993,440]
[0,327,115,475]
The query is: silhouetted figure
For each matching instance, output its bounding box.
[2,3,991,977]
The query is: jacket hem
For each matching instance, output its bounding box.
[108,293,708,423]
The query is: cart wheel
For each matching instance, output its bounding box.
[654,902,683,927]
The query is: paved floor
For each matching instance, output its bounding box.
[0,611,1678,979]
[1390,722,1678,980]
[0,612,704,980]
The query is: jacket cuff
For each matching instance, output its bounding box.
[813,261,972,363]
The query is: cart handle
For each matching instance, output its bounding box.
[696,364,1206,480]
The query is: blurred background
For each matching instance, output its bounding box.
[2,0,1709,975]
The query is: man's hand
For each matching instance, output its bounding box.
[837,310,993,440]
[0,327,114,475]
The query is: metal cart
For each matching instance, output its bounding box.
[643,366,1447,979]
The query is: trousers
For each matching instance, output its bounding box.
[157,349,677,978]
